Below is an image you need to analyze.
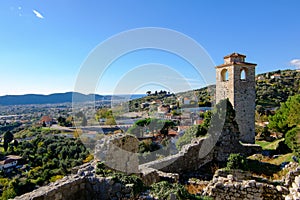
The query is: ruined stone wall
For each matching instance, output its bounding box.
[140,137,213,174]
[281,162,300,200]
[201,169,289,200]
[13,163,134,200]
[203,176,288,200]
[94,134,139,174]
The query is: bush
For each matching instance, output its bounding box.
[150,181,208,200]
[111,173,146,196]
[226,153,248,171]
[285,127,300,158]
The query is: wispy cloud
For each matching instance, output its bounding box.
[32,9,44,19]
[290,59,300,69]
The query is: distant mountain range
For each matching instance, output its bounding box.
[0,92,145,106]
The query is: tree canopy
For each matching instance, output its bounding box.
[268,94,300,134]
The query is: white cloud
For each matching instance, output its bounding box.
[32,9,44,19]
[290,59,300,69]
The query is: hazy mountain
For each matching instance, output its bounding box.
[0,92,145,106]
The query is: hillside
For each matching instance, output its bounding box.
[255,69,300,107]
[129,69,300,109]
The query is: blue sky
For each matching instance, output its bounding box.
[0,0,300,95]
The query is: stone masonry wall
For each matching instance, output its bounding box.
[13,163,134,200]
[202,169,289,200]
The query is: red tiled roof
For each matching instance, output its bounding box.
[168,129,178,136]
[41,116,52,122]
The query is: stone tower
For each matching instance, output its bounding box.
[215,53,257,144]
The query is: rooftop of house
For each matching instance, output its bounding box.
[41,116,53,122]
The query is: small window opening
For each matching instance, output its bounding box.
[240,68,247,80]
[221,69,229,81]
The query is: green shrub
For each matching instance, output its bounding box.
[111,173,146,196]
[226,153,248,171]
[285,127,300,158]
[150,181,209,200]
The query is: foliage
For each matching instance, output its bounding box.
[226,153,248,171]
[0,135,89,199]
[138,140,161,153]
[127,118,176,138]
[95,161,110,176]
[258,126,271,139]
[150,181,207,200]
[3,131,14,151]
[176,125,200,150]
[83,154,94,163]
[95,108,116,125]
[49,175,64,182]
[255,138,284,150]
[268,94,300,134]
[111,173,146,196]
[268,94,300,158]
[0,122,22,135]
[14,126,63,139]
[285,127,300,158]
[256,70,300,107]
[57,116,73,127]
[95,162,146,196]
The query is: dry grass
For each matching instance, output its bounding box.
[186,182,208,195]
[268,153,293,165]
[255,138,284,150]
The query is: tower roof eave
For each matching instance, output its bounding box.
[215,62,257,68]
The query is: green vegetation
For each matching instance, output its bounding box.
[0,135,90,199]
[14,126,65,139]
[95,162,146,197]
[129,91,175,112]
[255,138,284,150]
[285,127,300,158]
[256,70,300,107]
[95,108,116,125]
[150,181,211,200]
[226,153,248,171]
[176,111,211,150]
[268,94,300,134]
[57,116,73,127]
[0,122,22,135]
[268,153,293,165]
[3,131,14,152]
[268,94,300,158]
[127,118,176,138]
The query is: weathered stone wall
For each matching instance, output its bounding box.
[203,176,288,200]
[140,137,213,173]
[94,134,139,174]
[14,175,88,200]
[202,169,289,200]
[13,163,134,200]
[280,162,300,200]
